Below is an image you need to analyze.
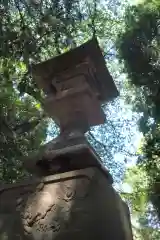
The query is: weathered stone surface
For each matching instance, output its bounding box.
[24,135,113,183]
[44,85,106,130]
[31,39,119,134]
[0,167,133,240]
[32,38,119,103]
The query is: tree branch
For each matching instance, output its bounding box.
[88,131,109,152]
[14,0,26,30]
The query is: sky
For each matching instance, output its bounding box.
[130,0,144,4]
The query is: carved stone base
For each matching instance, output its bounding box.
[24,134,113,184]
[0,167,133,240]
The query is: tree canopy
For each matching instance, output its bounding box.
[117,0,160,222]
[122,165,160,239]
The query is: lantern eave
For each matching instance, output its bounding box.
[32,38,119,102]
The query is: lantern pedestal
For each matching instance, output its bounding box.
[23,130,113,184]
[0,167,132,240]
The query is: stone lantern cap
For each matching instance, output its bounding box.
[32,38,119,131]
[32,38,118,102]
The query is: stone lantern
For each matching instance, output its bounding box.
[0,39,133,240]
[24,38,118,178]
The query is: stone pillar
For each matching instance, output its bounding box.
[0,167,133,240]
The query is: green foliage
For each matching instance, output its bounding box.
[122,167,148,214]
[122,166,160,239]
[0,58,48,183]
[138,130,160,219]
[117,0,160,221]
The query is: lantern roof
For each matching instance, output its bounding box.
[32,38,118,102]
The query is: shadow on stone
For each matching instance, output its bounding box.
[0,167,133,240]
